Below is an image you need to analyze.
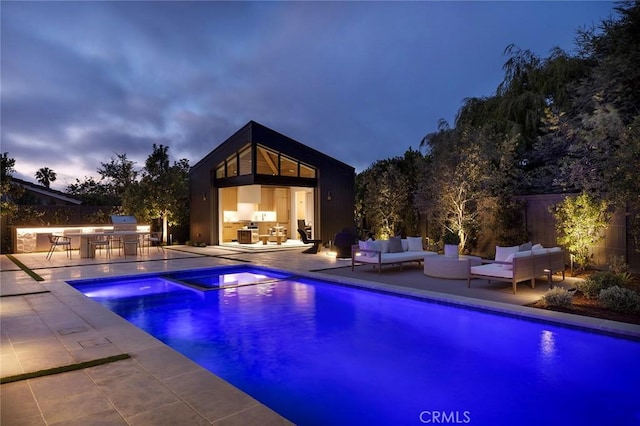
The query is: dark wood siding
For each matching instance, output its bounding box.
[189,121,355,246]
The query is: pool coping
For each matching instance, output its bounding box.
[3,249,639,425]
[292,269,640,341]
[67,263,640,341]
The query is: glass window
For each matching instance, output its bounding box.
[226,154,237,177]
[300,163,316,178]
[238,145,252,175]
[216,163,225,179]
[280,155,298,177]
[257,145,279,175]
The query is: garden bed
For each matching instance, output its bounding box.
[527,271,640,325]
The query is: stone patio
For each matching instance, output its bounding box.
[2,245,639,424]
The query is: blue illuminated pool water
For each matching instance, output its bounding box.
[70,266,640,425]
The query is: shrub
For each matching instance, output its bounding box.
[550,192,610,270]
[443,230,460,245]
[541,287,573,308]
[577,271,626,299]
[599,286,640,314]
[608,255,629,274]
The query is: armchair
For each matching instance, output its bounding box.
[297,229,322,254]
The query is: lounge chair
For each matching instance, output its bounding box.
[297,229,322,254]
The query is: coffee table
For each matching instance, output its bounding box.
[424,254,482,279]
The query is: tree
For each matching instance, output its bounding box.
[35,167,57,188]
[355,149,426,239]
[357,159,410,239]
[550,192,611,270]
[1,152,16,200]
[124,144,189,243]
[66,176,118,206]
[1,153,25,252]
[97,153,138,204]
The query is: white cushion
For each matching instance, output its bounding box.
[513,250,532,258]
[502,253,515,269]
[495,245,519,262]
[548,246,562,253]
[407,236,423,252]
[401,239,409,251]
[532,243,544,250]
[358,240,368,251]
[471,263,513,279]
[378,239,390,253]
[364,239,378,257]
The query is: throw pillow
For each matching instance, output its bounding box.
[495,245,519,262]
[519,242,532,251]
[364,239,378,257]
[407,236,423,252]
[401,239,409,251]
[388,236,404,253]
[502,253,515,269]
[532,243,544,250]
[378,239,390,253]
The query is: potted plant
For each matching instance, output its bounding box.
[443,230,461,258]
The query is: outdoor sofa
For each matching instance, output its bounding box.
[468,244,565,294]
[351,236,437,274]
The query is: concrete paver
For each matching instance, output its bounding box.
[1,244,638,425]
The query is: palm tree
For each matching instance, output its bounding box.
[35,167,57,188]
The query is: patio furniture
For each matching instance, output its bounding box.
[143,231,164,253]
[123,234,142,257]
[298,219,312,239]
[297,229,322,254]
[351,236,437,273]
[333,230,356,258]
[424,255,482,279]
[468,245,565,294]
[89,235,111,259]
[46,233,72,260]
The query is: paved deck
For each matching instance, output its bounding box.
[2,245,639,425]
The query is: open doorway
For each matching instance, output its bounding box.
[294,187,315,239]
[218,186,315,243]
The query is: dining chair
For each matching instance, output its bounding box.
[46,233,72,260]
[123,234,142,257]
[89,235,111,259]
[109,234,124,256]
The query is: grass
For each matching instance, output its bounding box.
[5,254,44,281]
[0,354,131,384]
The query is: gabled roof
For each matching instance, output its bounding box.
[190,120,354,174]
[10,177,83,205]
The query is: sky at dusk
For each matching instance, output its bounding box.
[1,1,617,191]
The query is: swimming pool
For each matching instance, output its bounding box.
[70,266,640,425]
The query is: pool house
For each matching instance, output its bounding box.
[189,121,355,246]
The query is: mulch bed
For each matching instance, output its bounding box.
[527,270,640,325]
